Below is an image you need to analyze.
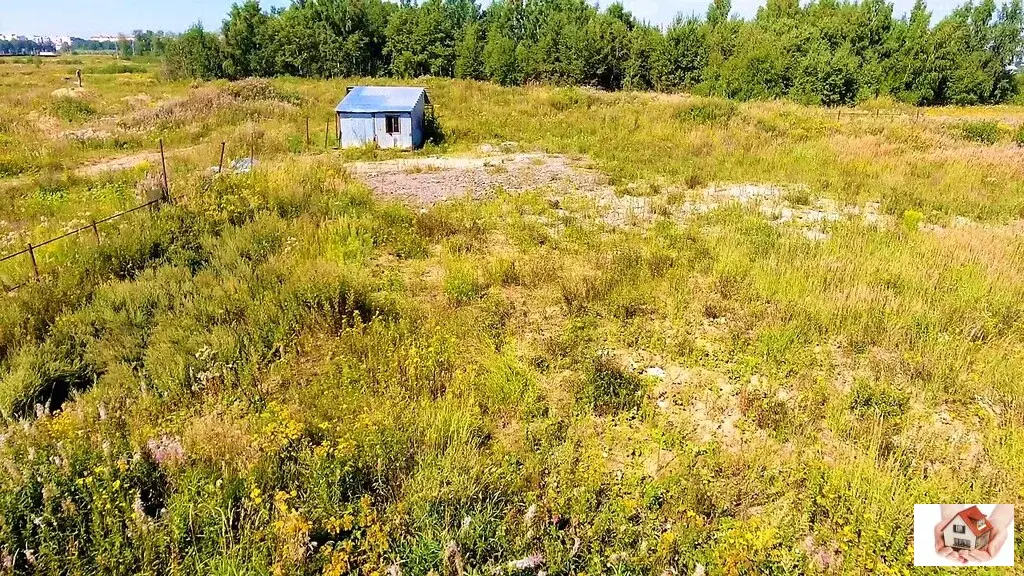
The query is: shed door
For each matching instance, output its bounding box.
[355,115,374,146]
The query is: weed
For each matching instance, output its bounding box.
[582,353,645,415]
[955,120,1003,144]
[676,99,736,125]
[47,97,96,123]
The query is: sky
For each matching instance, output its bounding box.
[1,0,970,38]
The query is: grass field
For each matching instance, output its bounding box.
[0,55,1022,575]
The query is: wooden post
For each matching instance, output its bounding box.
[218,142,226,173]
[27,243,38,280]
[305,117,310,149]
[325,120,330,148]
[159,139,170,203]
[90,220,100,244]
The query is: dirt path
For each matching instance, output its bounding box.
[76,146,201,177]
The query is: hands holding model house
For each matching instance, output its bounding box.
[933,504,1014,564]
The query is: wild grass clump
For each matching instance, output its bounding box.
[82,63,147,75]
[0,337,94,418]
[676,98,736,125]
[444,261,488,305]
[955,120,1003,144]
[582,354,645,415]
[225,78,301,106]
[848,378,909,421]
[547,87,596,112]
[47,96,96,123]
[1014,124,1024,146]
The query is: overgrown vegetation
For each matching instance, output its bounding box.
[0,56,1022,575]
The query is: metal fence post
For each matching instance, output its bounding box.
[305,117,310,149]
[91,220,100,244]
[219,142,226,173]
[159,139,170,203]
[27,243,38,279]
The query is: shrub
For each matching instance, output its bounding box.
[955,120,1003,144]
[901,210,924,231]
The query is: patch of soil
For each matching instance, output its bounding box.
[77,152,164,176]
[50,87,93,99]
[76,146,198,177]
[346,152,610,204]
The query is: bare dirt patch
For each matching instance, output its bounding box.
[76,146,199,177]
[77,152,165,176]
[346,153,610,204]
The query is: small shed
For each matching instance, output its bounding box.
[336,86,430,150]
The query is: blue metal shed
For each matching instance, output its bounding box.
[336,86,429,150]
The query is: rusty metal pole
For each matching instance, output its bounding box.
[325,120,329,148]
[27,243,38,279]
[159,139,170,203]
[219,141,226,173]
[91,220,100,244]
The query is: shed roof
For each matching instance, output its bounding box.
[336,86,428,114]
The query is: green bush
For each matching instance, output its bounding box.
[955,120,1003,144]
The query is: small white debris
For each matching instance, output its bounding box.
[508,553,545,570]
[802,229,829,241]
[645,367,667,379]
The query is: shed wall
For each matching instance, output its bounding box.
[337,91,426,150]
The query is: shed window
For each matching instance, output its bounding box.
[953,525,966,534]
[385,115,400,135]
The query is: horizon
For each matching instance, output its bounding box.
[0,0,978,39]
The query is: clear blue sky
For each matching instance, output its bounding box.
[1,0,966,38]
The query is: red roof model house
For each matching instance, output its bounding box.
[942,506,993,551]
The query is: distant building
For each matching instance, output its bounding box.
[335,86,430,150]
[89,35,129,44]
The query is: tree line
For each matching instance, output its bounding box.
[163,0,1024,106]
[0,39,56,56]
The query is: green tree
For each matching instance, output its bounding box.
[164,25,225,80]
[223,0,275,78]
[483,28,520,85]
[455,21,486,79]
